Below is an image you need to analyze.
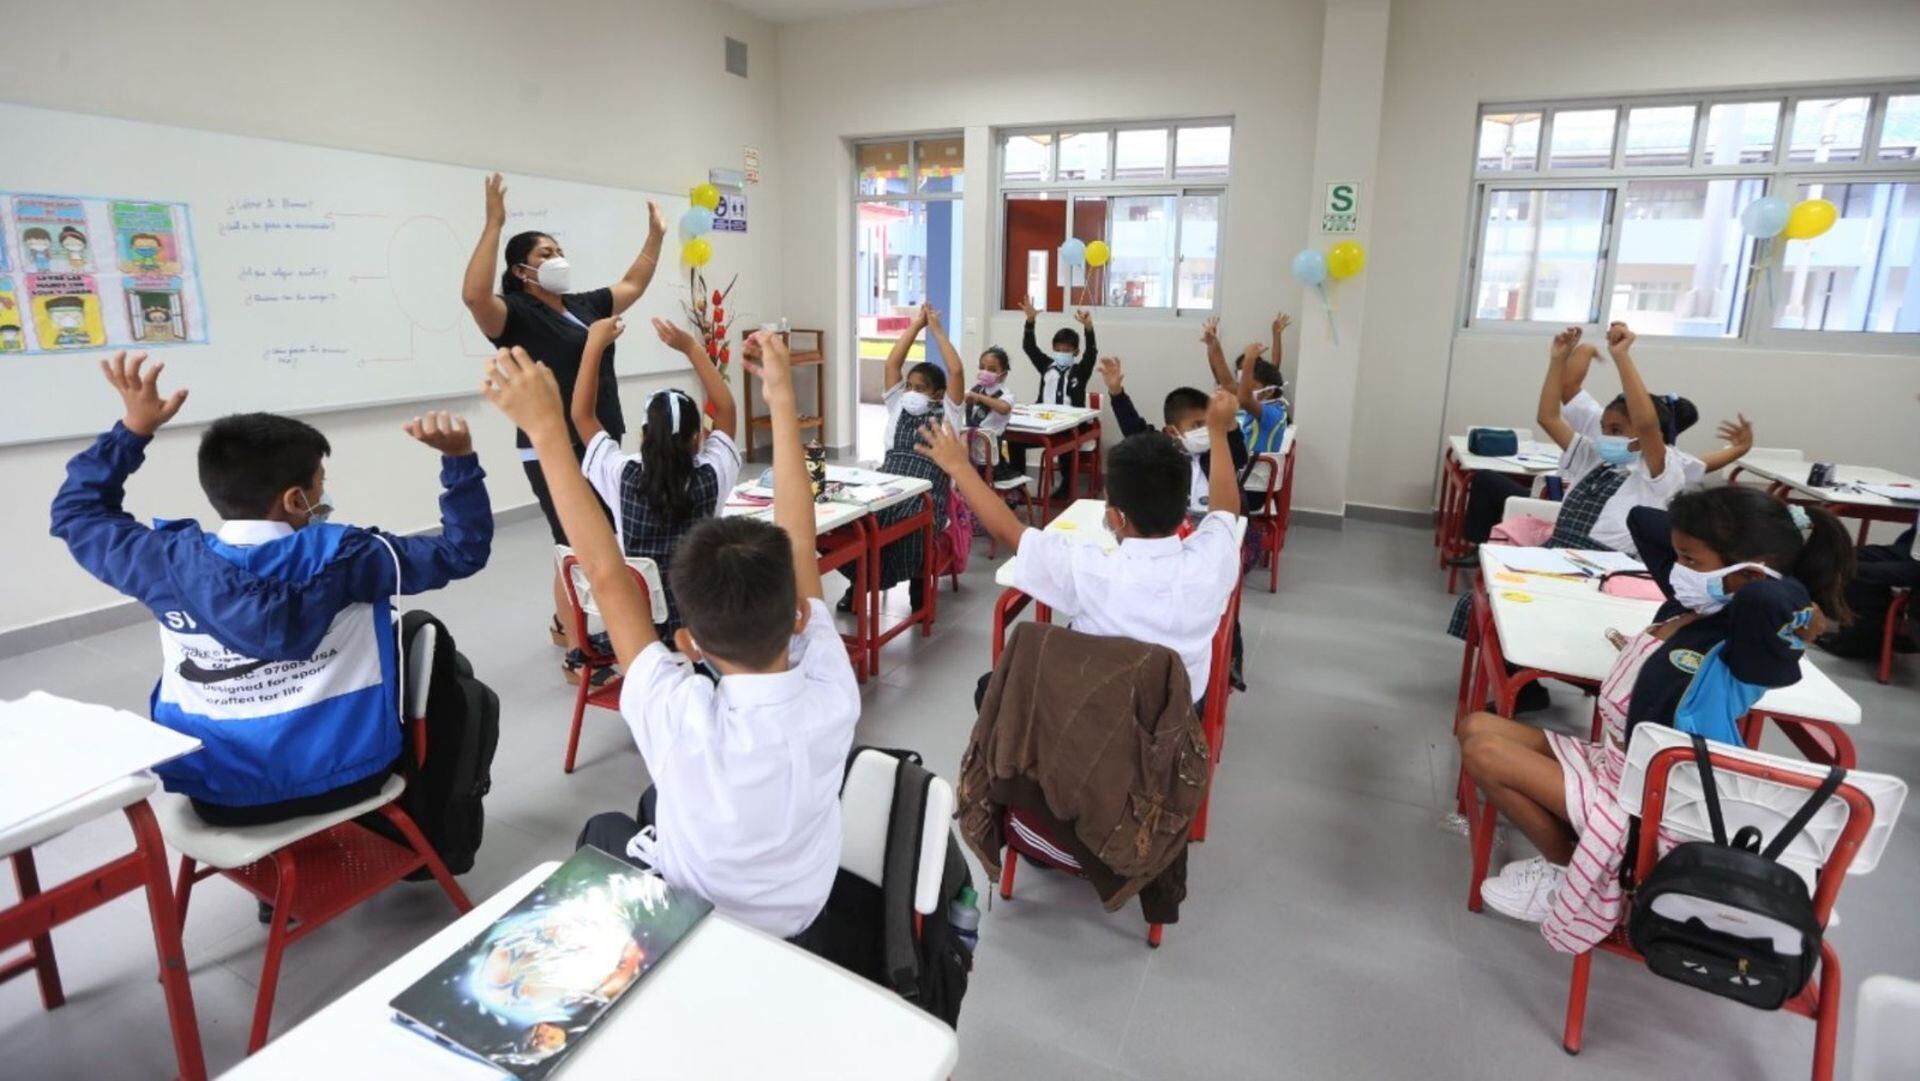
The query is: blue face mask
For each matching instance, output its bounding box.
[1049,350,1074,370]
[1594,434,1637,467]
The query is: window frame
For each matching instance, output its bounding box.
[1463,82,1920,352]
[995,118,1233,316]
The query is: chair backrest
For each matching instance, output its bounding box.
[1242,452,1285,494]
[1620,726,1907,920]
[1088,390,1102,411]
[840,749,956,917]
[964,427,995,474]
[1502,495,1563,526]
[1855,974,1920,1081]
[404,621,437,726]
[555,546,667,626]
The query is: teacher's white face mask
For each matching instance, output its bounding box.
[524,257,572,294]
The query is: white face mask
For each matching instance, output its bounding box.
[900,390,931,416]
[524,256,572,294]
[1049,350,1075,370]
[1181,428,1211,455]
[297,489,335,524]
[1669,561,1778,615]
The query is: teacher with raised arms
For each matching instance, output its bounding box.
[462,172,665,656]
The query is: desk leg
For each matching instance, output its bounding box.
[6,850,63,1009]
[1762,713,1856,769]
[920,504,936,637]
[991,589,1032,666]
[126,801,207,1081]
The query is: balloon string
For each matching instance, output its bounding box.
[1318,282,1341,346]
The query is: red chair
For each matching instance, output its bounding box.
[1879,588,1910,685]
[995,808,1165,949]
[1560,729,1903,1081]
[156,615,473,1053]
[1241,445,1295,593]
[966,428,1036,559]
[557,552,659,774]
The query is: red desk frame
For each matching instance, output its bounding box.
[1006,417,1102,523]
[861,493,936,676]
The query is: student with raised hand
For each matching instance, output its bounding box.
[1020,296,1098,501]
[1098,354,1250,519]
[51,352,491,826]
[483,334,858,944]
[1197,315,1290,456]
[569,314,740,668]
[460,172,667,651]
[923,388,1243,706]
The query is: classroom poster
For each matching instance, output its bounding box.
[29,273,106,350]
[14,196,92,273]
[124,275,188,343]
[112,201,182,275]
[0,278,23,353]
[0,208,10,274]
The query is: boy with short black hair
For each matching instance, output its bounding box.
[51,351,493,825]
[1098,355,1250,517]
[485,334,859,942]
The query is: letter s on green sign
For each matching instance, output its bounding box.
[1330,185,1354,213]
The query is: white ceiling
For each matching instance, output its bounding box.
[727,0,957,26]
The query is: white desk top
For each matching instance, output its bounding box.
[993,500,1249,588]
[724,466,934,531]
[1446,434,1563,475]
[225,862,959,1081]
[1476,549,1860,725]
[1737,460,1920,512]
[0,692,200,844]
[1007,404,1099,435]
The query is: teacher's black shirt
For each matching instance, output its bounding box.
[489,287,624,448]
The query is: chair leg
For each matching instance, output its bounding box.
[126,802,207,1081]
[1467,795,1498,912]
[1811,942,1841,1081]
[377,805,474,914]
[1267,526,1279,593]
[563,671,592,774]
[998,848,1017,901]
[1562,951,1593,1054]
[172,856,198,935]
[1878,594,1907,685]
[1147,923,1164,949]
[9,850,65,1009]
[247,853,298,1053]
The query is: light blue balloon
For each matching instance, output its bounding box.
[1290,248,1328,286]
[1059,238,1087,268]
[1739,196,1790,239]
[679,207,715,240]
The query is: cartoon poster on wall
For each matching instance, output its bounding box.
[0,278,23,353]
[14,196,93,273]
[0,209,10,274]
[30,273,107,349]
[112,201,181,275]
[124,276,188,343]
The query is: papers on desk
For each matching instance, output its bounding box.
[826,465,898,487]
[1487,547,1586,576]
[1498,450,1563,472]
[1853,483,1920,504]
[1562,550,1646,575]
[0,692,201,835]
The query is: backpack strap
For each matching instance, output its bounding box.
[1690,734,1729,847]
[881,756,933,999]
[1760,764,1847,862]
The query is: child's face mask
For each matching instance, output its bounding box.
[1594,434,1638,467]
[296,488,335,525]
[900,390,931,416]
[1669,561,1779,615]
[1049,350,1074,369]
[976,370,1001,387]
[1181,428,1212,455]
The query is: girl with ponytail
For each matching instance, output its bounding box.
[1456,484,1853,953]
[572,315,739,652]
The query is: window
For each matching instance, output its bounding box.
[1467,84,1920,347]
[998,121,1230,311]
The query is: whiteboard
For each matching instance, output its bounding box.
[0,102,694,445]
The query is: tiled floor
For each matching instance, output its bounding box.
[3,515,1915,1079]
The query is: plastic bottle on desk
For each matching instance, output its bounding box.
[949,886,981,952]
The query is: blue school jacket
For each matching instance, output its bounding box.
[50,422,493,806]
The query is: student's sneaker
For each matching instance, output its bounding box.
[1480,857,1565,923]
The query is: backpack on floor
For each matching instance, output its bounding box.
[937,489,975,577]
[1627,735,1844,1010]
[809,747,975,1028]
[391,610,500,875]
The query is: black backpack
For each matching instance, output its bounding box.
[807,747,974,1027]
[389,610,500,875]
[1627,735,1844,1010]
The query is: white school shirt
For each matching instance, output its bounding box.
[1563,391,1707,485]
[883,379,966,449]
[1559,431,1688,555]
[618,598,860,938]
[969,383,1015,438]
[580,429,742,552]
[1012,510,1240,700]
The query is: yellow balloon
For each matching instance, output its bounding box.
[1326,241,1366,281]
[1782,199,1837,241]
[1085,240,1111,268]
[683,237,713,268]
[690,184,721,212]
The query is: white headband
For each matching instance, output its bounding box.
[649,389,692,433]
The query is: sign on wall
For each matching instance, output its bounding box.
[715,192,748,234]
[1321,181,1359,234]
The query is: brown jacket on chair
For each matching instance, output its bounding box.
[960,622,1210,916]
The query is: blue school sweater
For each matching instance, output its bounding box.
[50,422,493,806]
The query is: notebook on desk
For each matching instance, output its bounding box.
[0,692,202,835]
[390,847,712,1080]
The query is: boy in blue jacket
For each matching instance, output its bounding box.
[51,351,493,826]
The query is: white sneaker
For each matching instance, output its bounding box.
[1498,855,1545,879]
[1481,859,1565,923]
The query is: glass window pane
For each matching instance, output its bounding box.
[1788,96,1870,163]
[1177,195,1220,309]
[857,141,911,197]
[1472,188,1611,323]
[1057,131,1108,182]
[1001,193,1064,310]
[1702,101,1780,165]
[1772,181,1920,333]
[1001,133,1053,183]
[1548,108,1617,169]
[1478,111,1541,171]
[1880,94,1920,162]
[1607,178,1762,337]
[1622,105,1696,167]
[915,136,964,194]
[1113,129,1169,180]
[1074,194,1176,307]
[1175,126,1232,179]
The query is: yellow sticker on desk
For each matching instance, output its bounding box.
[1500,591,1534,603]
[1493,572,1527,585]
[1054,520,1078,531]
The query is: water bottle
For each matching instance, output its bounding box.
[948,886,981,953]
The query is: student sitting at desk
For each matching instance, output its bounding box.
[1456,488,1851,947]
[487,333,858,944]
[924,390,1243,711]
[1097,355,1249,517]
[963,345,1019,482]
[1198,313,1291,459]
[1018,295,1098,501]
[572,314,739,663]
[51,352,493,826]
